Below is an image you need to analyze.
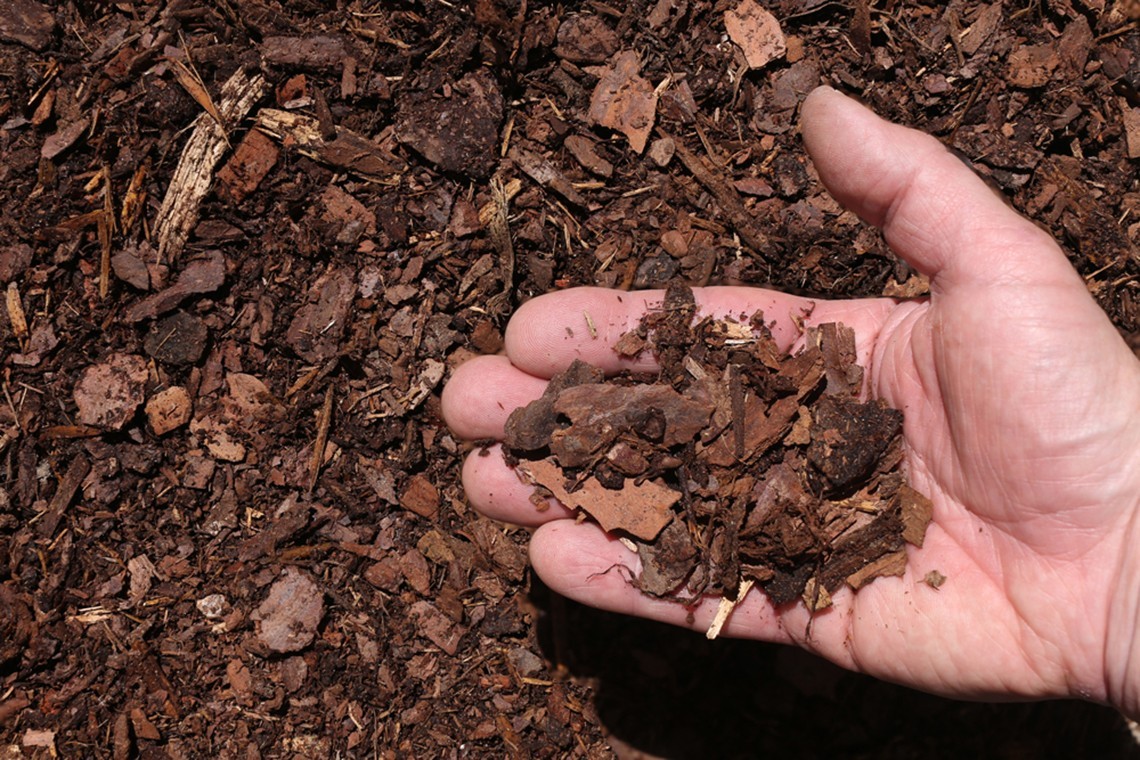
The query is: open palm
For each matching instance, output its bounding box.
[442,88,1140,713]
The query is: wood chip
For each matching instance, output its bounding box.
[725,0,786,70]
[899,484,934,546]
[73,353,149,430]
[257,107,404,181]
[846,550,907,589]
[0,0,55,51]
[253,568,325,653]
[706,579,753,640]
[401,473,440,519]
[145,386,192,435]
[517,458,676,541]
[153,68,267,261]
[588,50,658,154]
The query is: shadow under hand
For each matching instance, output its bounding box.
[531,579,1140,759]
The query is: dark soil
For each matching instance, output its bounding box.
[2,0,1139,757]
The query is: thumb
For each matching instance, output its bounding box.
[799,86,1080,295]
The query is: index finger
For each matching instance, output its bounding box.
[504,285,894,379]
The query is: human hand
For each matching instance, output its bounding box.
[441,87,1140,714]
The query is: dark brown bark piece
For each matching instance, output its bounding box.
[36,455,91,538]
[143,312,208,367]
[504,359,605,451]
[808,395,903,493]
[261,36,348,71]
[636,519,698,596]
[555,15,619,63]
[551,383,712,467]
[286,268,357,362]
[395,69,504,178]
[124,251,227,323]
[0,244,34,283]
[0,0,55,50]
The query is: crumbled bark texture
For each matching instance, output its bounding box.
[505,284,927,607]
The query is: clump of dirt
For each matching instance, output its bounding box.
[504,283,931,614]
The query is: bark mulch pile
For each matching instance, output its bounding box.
[505,283,931,625]
[2,0,1139,757]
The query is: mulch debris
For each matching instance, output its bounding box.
[505,284,930,618]
[2,0,1139,757]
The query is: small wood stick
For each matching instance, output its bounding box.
[706,578,754,640]
[99,165,114,299]
[6,283,28,350]
[307,385,335,497]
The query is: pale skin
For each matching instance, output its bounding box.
[441,87,1140,716]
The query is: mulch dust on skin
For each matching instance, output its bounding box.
[504,283,932,632]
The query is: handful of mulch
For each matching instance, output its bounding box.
[503,284,931,634]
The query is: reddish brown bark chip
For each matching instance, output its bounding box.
[145,386,192,436]
[73,353,149,430]
[588,51,658,154]
[517,459,676,541]
[286,268,357,362]
[260,36,348,71]
[253,568,324,654]
[217,129,280,203]
[725,0,786,70]
[400,473,440,519]
[409,601,466,656]
[363,556,404,593]
[564,135,615,178]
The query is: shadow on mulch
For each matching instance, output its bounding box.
[532,579,1140,759]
